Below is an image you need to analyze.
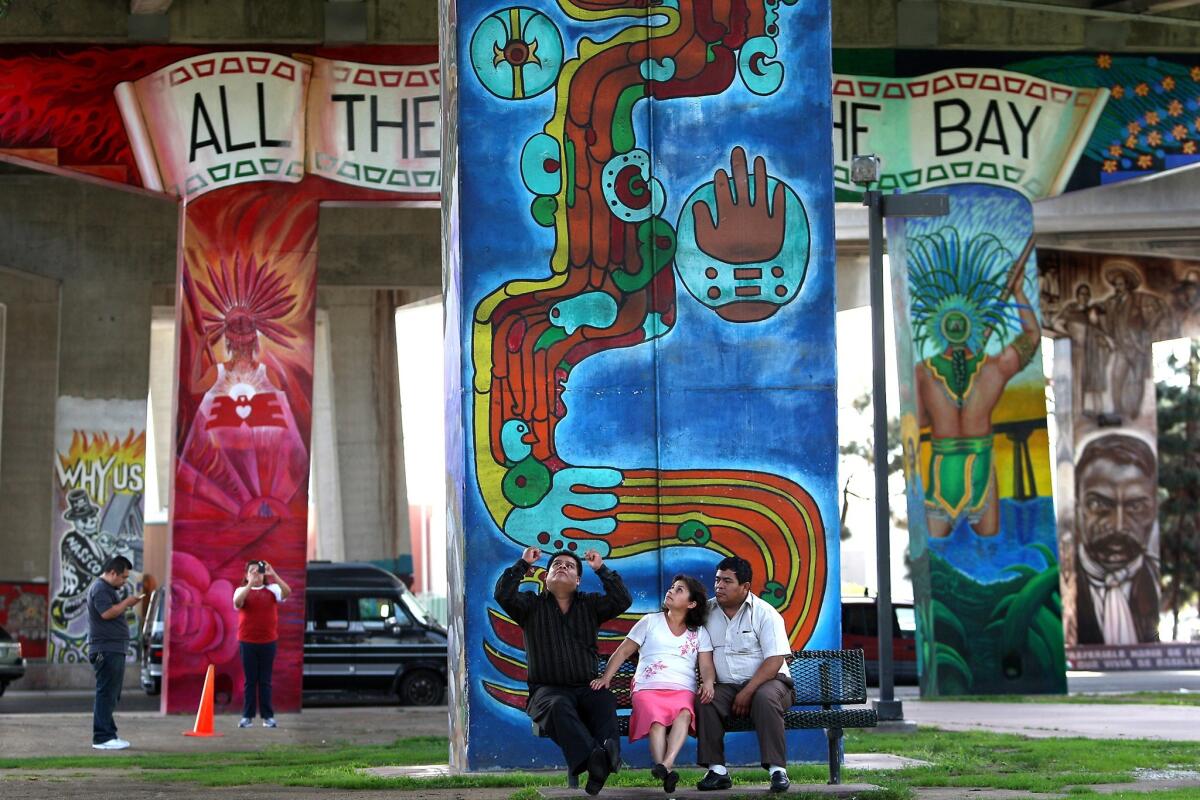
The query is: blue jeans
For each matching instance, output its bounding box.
[240,641,276,719]
[90,650,126,744]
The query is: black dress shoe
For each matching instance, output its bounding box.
[664,770,680,794]
[602,736,621,773]
[585,743,613,795]
[696,770,732,791]
[769,771,790,793]
[651,763,669,782]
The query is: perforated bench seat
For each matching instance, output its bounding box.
[534,648,878,785]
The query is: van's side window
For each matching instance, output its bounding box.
[312,597,350,630]
[357,597,402,631]
[845,604,879,637]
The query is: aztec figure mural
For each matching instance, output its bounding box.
[0,44,438,711]
[48,399,146,664]
[447,0,838,770]
[1040,249,1200,650]
[889,185,1065,696]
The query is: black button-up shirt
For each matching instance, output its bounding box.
[494,558,632,689]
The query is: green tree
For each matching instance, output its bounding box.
[839,392,905,542]
[1155,339,1200,642]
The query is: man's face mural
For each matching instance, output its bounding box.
[1076,454,1156,571]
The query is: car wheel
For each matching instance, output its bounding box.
[398,670,443,706]
[148,677,161,696]
[0,681,7,697]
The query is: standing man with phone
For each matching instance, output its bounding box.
[88,555,141,750]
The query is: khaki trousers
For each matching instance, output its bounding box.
[696,676,792,769]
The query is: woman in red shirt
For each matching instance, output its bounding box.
[232,560,291,728]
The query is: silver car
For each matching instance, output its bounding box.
[0,626,26,696]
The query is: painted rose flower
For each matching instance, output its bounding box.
[169,551,240,666]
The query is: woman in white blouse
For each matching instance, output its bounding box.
[591,574,716,793]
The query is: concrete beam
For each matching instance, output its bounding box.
[131,0,173,12]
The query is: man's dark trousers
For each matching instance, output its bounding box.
[528,685,619,774]
[90,650,125,744]
[696,677,793,769]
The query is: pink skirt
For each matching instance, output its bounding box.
[628,689,696,742]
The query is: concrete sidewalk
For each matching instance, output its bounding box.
[0,706,448,758]
[901,699,1200,741]
[2,698,1198,759]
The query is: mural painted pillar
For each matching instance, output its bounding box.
[446,0,838,771]
[165,182,320,713]
[889,187,1066,696]
[828,67,1111,696]
[1039,248,1200,664]
[48,399,147,665]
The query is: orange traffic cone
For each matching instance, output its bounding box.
[183,664,224,737]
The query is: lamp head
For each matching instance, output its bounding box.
[851,154,881,187]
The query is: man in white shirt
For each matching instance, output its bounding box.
[696,556,793,793]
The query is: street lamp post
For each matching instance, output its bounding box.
[851,154,948,723]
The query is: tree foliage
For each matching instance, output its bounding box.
[839,391,905,541]
[1155,340,1200,641]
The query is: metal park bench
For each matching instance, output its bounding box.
[534,648,878,786]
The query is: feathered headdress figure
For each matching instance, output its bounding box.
[907,227,1025,359]
[188,254,298,355]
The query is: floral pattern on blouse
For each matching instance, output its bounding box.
[639,660,669,684]
[679,629,699,658]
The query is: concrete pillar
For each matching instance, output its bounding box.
[0,268,60,582]
[311,309,345,561]
[321,287,412,567]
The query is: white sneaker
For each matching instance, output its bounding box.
[238,718,253,728]
[92,738,130,750]
[262,718,277,728]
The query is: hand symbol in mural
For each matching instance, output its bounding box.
[692,146,786,265]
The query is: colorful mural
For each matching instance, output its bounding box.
[890,185,1065,696]
[47,398,146,663]
[0,582,49,660]
[1040,249,1200,652]
[449,0,838,770]
[0,43,437,711]
[1012,54,1200,186]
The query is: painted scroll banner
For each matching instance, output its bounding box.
[114,53,441,198]
[832,68,1108,200]
[48,397,146,664]
[304,57,442,192]
[889,185,1065,696]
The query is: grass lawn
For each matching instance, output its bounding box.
[919,691,1200,707]
[2,729,1198,798]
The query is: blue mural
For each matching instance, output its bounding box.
[447,0,839,771]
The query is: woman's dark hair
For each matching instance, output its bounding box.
[662,574,709,630]
[241,560,270,587]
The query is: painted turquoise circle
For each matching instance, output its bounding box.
[675,173,810,316]
[469,7,564,101]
